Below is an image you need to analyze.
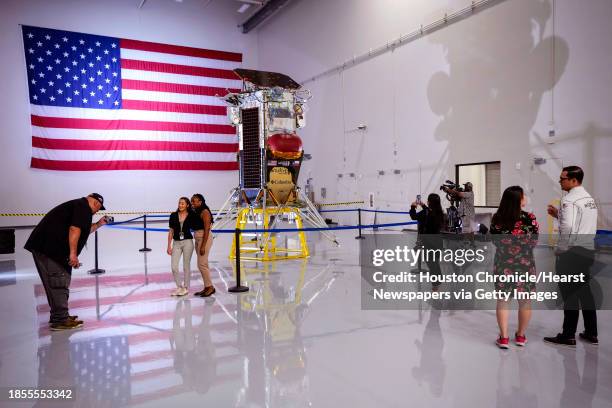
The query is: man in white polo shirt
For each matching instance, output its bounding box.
[544,166,599,347]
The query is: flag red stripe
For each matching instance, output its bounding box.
[31,114,235,134]
[122,79,239,96]
[35,271,175,294]
[131,350,239,366]
[121,59,239,80]
[37,304,236,331]
[32,136,238,153]
[36,288,217,312]
[31,158,238,171]
[38,321,237,343]
[120,38,242,62]
[122,99,227,115]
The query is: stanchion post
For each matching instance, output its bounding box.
[229,228,248,293]
[355,208,365,240]
[88,230,106,275]
[139,213,152,252]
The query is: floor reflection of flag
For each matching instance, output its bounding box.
[35,270,242,404]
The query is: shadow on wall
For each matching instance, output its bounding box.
[426,0,568,196]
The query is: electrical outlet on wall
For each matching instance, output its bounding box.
[547,122,556,144]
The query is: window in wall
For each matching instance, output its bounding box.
[456,161,501,207]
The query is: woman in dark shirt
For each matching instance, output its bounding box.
[410,194,445,290]
[490,186,539,349]
[167,197,198,296]
[191,193,216,297]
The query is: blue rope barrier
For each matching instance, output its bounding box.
[107,220,418,234]
[107,225,169,232]
[360,209,412,215]
[319,208,360,213]
[107,215,145,225]
[117,208,413,217]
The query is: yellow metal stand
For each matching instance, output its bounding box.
[230,207,309,261]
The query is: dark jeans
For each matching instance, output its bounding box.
[32,251,72,324]
[422,236,443,288]
[557,247,597,338]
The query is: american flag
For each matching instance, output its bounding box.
[21,25,241,171]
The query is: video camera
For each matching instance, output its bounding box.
[440,180,464,233]
[440,180,464,193]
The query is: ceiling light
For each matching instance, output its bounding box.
[237,4,251,13]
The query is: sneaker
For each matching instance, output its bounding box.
[49,315,79,324]
[496,336,510,349]
[50,319,83,331]
[579,332,599,345]
[515,333,527,346]
[200,286,216,297]
[543,333,576,347]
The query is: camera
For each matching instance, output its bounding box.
[439,180,465,233]
[105,215,114,224]
[439,180,464,193]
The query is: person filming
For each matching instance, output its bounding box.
[410,193,445,290]
[441,181,475,233]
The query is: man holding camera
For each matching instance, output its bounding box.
[441,181,475,233]
[25,193,109,331]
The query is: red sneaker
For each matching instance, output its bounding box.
[515,333,527,346]
[496,336,510,349]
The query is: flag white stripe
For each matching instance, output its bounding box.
[121,89,227,105]
[131,358,174,375]
[120,48,240,70]
[30,104,228,125]
[32,148,236,162]
[130,340,178,358]
[32,126,236,143]
[121,68,241,89]
[131,374,182,396]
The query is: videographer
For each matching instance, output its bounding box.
[410,194,445,290]
[441,181,475,233]
[24,193,110,331]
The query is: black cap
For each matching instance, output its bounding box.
[88,193,106,210]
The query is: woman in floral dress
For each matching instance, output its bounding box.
[490,186,539,348]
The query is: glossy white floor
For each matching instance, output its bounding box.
[0,225,611,408]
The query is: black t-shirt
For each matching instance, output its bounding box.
[191,208,205,231]
[191,207,213,231]
[24,198,93,267]
[169,211,199,240]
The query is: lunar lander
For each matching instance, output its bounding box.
[213,69,338,261]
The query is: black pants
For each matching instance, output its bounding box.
[557,247,597,338]
[32,251,72,324]
[422,237,443,288]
